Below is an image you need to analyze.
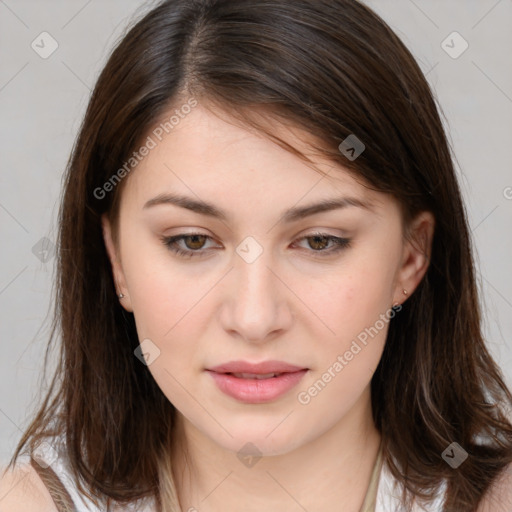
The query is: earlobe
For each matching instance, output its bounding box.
[393,211,435,306]
[101,214,133,312]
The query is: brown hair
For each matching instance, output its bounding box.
[5,0,512,510]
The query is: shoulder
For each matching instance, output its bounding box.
[0,462,58,512]
[477,462,512,512]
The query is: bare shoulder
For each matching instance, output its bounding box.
[0,462,58,512]
[478,462,512,512]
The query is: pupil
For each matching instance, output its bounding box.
[310,236,328,250]
[186,235,206,250]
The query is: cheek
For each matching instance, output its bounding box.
[303,254,396,345]
[123,253,209,404]
[294,264,393,419]
[120,236,208,348]
[293,249,397,408]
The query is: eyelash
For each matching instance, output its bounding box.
[160,232,351,259]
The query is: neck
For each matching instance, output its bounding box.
[171,387,382,512]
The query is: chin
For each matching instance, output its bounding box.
[201,419,310,458]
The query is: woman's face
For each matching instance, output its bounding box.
[102,102,433,456]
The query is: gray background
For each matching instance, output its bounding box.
[1,0,511,465]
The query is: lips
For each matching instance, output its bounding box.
[205,360,308,403]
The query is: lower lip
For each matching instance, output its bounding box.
[207,370,308,404]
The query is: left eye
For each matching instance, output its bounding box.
[293,234,351,253]
[160,233,351,259]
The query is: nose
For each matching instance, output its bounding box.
[219,246,294,344]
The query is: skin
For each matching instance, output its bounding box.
[102,101,435,511]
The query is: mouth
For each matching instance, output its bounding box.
[205,362,308,403]
[227,372,285,380]
[207,360,308,375]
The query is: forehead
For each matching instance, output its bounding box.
[119,103,386,214]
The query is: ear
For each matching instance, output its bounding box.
[101,214,133,312]
[392,210,435,307]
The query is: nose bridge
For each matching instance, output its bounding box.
[234,237,277,310]
[222,235,291,341]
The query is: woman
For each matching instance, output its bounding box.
[2,0,512,510]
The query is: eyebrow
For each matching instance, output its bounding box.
[143,193,375,223]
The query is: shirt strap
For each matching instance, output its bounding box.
[359,440,384,512]
[30,456,78,512]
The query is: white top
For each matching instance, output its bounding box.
[376,458,447,511]
[27,435,447,511]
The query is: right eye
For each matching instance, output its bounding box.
[160,233,220,258]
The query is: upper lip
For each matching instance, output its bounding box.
[207,360,307,374]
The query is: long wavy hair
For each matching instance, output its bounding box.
[5,0,512,510]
